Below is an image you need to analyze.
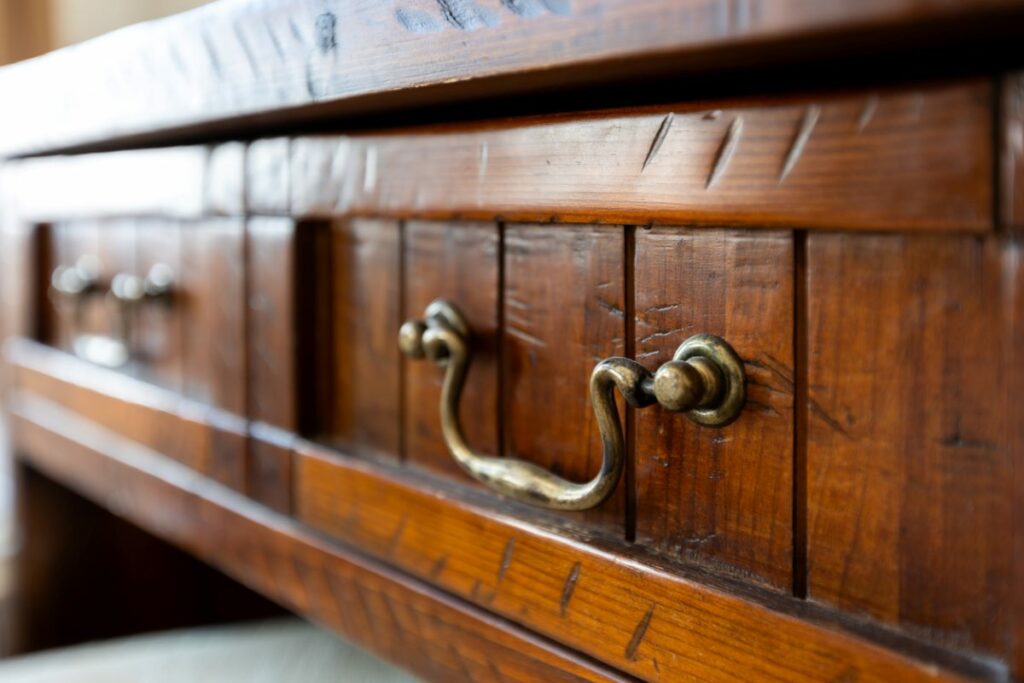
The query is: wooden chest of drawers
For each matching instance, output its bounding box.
[2,1,1024,680]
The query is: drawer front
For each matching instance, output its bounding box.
[48,219,245,412]
[5,74,1019,681]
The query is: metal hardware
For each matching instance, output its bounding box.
[51,260,175,368]
[399,300,746,511]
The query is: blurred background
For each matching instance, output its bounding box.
[0,0,212,66]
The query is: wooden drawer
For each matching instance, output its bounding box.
[3,75,1020,681]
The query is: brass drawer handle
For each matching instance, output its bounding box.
[51,260,175,368]
[399,300,746,511]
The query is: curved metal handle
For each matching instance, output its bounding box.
[399,300,746,511]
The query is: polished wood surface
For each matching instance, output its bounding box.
[3,5,1024,676]
[4,340,1002,682]
[804,234,1022,669]
[633,228,794,591]
[7,391,620,683]
[0,0,1020,157]
[403,221,501,479]
[289,83,992,231]
[503,224,626,533]
[329,219,402,461]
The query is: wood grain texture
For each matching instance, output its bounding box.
[404,220,500,479]
[7,340,1001,681]
[289,82,993,231]
[327,219,401,461]
[0,0,1021,156]
[180,219,246,416]
[633,228,794,591]
[805,234,1021,665]
[134,221,183,392]
[247,218,298,430]
[503,224,625,534]
[7,394,622,683]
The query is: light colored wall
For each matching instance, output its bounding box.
[50,0,212,48]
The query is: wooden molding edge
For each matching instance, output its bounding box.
[6,391,625,683]
[4,340,1006,682]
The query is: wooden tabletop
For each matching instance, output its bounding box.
[0,0,1022,157]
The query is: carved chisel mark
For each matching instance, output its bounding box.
[287,16,304,43]
[396,7,442,32]
[387,513,408,553]
[706,115,743,189]
[264,23,286,62]
[626,606,655,660]
[497,538,515,583]
[641,113,674,173]
[857,95,878,132]
[430,555,448,579]
[560,562,581,617]
[779,105,820,182]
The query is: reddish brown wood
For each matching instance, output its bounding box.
[633,228,794,591]
[503,224,625,534]
[326,219,401,460]
[248,423,294,515]
[403,220,500,479]
[290,83,993,232]
[1002,73,1024,230]
[8,340,1001,681]
[247,218,298,431]
[134,220,183,391]
[0,0,1021,157]
[7,394,623,683]
[805,234,1020,664]
[180,219,247,416]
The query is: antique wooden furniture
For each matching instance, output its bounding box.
[2,1,1024,680]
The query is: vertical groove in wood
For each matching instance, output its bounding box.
[624,225,636,544]
[496,222,506,460]
[793,230,808,599]
[398,220,408,463]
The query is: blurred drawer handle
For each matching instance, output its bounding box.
[399,300,746,511]
[51,260,175,368]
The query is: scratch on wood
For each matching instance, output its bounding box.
[706,115,743,188]
[287,16,304,43]
[449,644,477,680]
[264,23,286,62]
[201,33,223,79]
[779,105,820,182]
[625,606,655,660]
[387,513,409,553]
[808,398,849,437]
[430,555,448,579]
[641,113,674,173]
[560,562,581,617]
[497,538,515,582]
[597,298,625,318]
[857,95,878,132]
[508,326,547,348]
[437,0,485,29]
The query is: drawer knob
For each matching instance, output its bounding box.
[399,300,745,511]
